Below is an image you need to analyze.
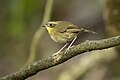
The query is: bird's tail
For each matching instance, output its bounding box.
[81,28,97,34]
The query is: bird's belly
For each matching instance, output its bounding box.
[50,33,76,43]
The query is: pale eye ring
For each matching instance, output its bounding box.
[48,23,55,28]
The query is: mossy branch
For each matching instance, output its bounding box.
[1,35,120,80]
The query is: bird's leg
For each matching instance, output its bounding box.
[64,36,77,54]
[57,42,69,53]
[52,42,69,56]
[53,36,77,56]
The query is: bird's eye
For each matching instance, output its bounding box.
[46,22,57,27]
[49,23,53,26]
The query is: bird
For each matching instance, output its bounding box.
[43,21,97,54]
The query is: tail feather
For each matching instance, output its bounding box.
[81,28,97,34]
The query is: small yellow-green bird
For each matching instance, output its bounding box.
[43,21,96,53]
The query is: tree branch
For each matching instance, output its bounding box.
[1,35,120,80]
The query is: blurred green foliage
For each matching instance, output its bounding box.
[0,0,46,76]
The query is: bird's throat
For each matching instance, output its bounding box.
[46,27,54,33]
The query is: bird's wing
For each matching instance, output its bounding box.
[66,28,81,33]
[63,26,97,34]
[65,25,80,33]
[59,25,80,33]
